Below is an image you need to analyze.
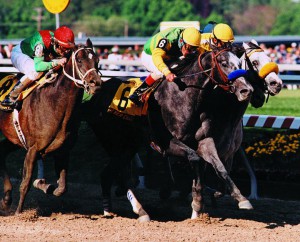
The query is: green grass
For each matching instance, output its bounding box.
[246,89,300,117]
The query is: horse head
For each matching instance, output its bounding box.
[242,39,282,96]
[200,47,253,102]
[63,38,102,94]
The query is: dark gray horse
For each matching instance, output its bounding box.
[80,47,253,220]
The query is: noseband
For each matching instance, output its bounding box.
[63,47,98,92]
[241,43,279,99]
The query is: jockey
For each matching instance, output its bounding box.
[200,23,235,52]
[200,21,218,33]
[129,27,202,105]
[1,26,75,108]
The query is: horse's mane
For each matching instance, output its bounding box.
[167,54,199,76]
[231,43,245,58]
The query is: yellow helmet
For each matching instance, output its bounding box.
[212,23,234,42]
[181,27,201,47]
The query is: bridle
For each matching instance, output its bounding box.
[197,48,237,92]
[63,47,99,93]
[241,43,273,100]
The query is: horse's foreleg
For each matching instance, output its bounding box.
[101,164,114,216]
[16,148,38,214]
[32,159,55,194]
[197,137,253,210]
[191,178,203,219]
[0,139,18,212]
[0,172,13,212]
[127,189,150,222]
[165,138,206,215]
[52,152,69,196]
[236,147,259,199]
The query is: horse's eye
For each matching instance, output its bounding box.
[221,61,228,67]
[252,60,258,66]
[77,58,82,63]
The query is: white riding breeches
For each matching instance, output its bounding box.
[141,51,164,80]
[11,45,40,81]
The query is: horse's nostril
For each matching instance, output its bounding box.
[270,81,281,87]
[90,80,96,87]
[241,89,249,94]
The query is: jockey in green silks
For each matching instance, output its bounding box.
[1,26,75,108]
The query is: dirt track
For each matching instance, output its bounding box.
[0,180,300,242]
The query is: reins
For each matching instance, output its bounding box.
[63,47,97,92]
[174,49,234,91]
[197,48,234,92]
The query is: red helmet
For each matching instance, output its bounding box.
[54,26,75,49]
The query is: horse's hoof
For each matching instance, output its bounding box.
[0,199,11,213]
[102,211,116,219]
[238,200,253,210]
[138,214,150,222]
[33,179,45,189]
[214,191,224,198]
[191,210,199,219]
[53,188,66,196]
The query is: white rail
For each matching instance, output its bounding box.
[0,59,300,83]
[1,59,300,70]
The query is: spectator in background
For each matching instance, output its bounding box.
[100,48,109,60]
[107,46,122,71]
[0,45,5,59]
[99,48,109,70]
[3,43,13,58]
[122,47,136,71]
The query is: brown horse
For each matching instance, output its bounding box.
[0,39,102,214]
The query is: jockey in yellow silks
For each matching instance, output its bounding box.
[200,23,235,52]
[129,27,202,105]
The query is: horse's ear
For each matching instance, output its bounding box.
[86,38,93,48]
[251,39,259,46]
[243,42,250,49]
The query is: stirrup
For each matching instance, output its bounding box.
[129,93,143,106]
[1,97,16,107]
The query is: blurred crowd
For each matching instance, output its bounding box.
[3,42,300,73]
[96,42,300,73]
[95,44,147,72]
[260,42,300,65]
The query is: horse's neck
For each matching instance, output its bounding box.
[207,90,249,128]
[152,71,209,140]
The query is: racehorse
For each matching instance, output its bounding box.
[82,47,254,220]
[0,39,102,214]
[190,40,283,203]
[34,40,282,220]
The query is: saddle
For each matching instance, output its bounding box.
[0,71,58,112]
[107,77,162,121]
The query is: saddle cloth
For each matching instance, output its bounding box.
[0,73,51,111]
[107,78,152,121]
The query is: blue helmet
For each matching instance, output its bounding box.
[202,21,217,33]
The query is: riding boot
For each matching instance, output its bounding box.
[129,81,151,105]
[1,77,33,107]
